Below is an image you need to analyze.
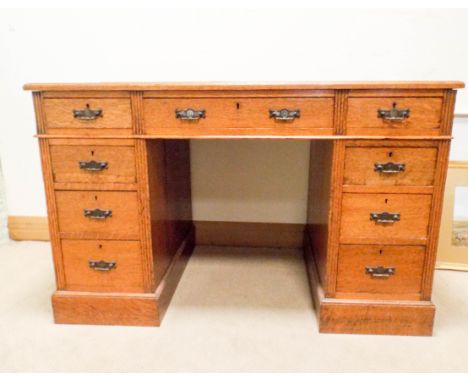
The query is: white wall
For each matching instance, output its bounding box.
[0,159,8,243]
[1,8,467,223]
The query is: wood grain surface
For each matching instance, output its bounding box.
[43,98,132,129]
[24,81,465,91]
[340,193,432,245]
[61,239,144,293]
[50,144,136,184]
[26,81,462,334]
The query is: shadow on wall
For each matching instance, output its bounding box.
[0,158,8,244]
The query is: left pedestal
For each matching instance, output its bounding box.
[33,91,194,326]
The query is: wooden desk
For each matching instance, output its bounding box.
[24,82,464,335]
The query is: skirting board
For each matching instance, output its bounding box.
[195,221,304,248]
[7,216,304,248]
[7,215,468,268]
[8,216,50,241]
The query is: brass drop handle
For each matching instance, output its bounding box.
[269,109,301,121]
[175,108,206,120]
[377,102,410,121]
[73,104,103,120]
[89,260,116,271]
[83,209,112,219]
[365,266,395,278]
[370,212,400,224]
[374,162,405,174]
[79,160,108,172]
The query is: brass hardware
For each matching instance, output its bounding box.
[377,102,410,121]
[370,212,400,224]
[365,266,395,278]
[175,108,206,120]
[374,162,406,173]
[79,160,108,172]
[83,209,112,219]
[89,260,117,271]
[269,109,301,121]
[73,104,103,120]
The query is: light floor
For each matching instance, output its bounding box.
[0,241,467,372]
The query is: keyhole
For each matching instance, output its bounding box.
[90,150,94,156]
[94,195,98,201]
[379,249,383,255]
[388,151,393,158]
[236,102,240,110]
[86,103,90,108]
[98,244,103,249]
[385,198,388,204]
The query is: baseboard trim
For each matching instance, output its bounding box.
[194,221,304,248]
[435,261,468,272]
[8,216,304,248]
[8,215,468,272]
[8,216,49,241]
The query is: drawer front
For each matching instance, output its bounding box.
[43,98,132,129]
[62,239,144,292]
[50,145,136,184]
[340,193,432,244]
[344,147,437,186]
[346,97,443,133]
[55,191,140,238]
[336,245,425,296]
[144,97,334,134]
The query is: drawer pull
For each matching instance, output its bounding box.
[73,104,103,120]
[79,160,109,172]
[89,260,117,271]
[175,108,206,120]
[370,212,400,224]
[365,266,395,278]
[374,162,406,174]
[269,109,301,121]
[83,208,112,219]
[377,102,410,122]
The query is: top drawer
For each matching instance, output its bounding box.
[143,97,334,136]
[346,96,443,136]
[43,98,132,132]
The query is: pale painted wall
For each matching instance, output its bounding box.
[0,160,7,243]
[0,8,467,224]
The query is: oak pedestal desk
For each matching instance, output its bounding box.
[24,81,464,336]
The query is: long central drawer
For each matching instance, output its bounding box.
[143,97,334,135]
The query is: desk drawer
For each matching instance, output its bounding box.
[144,97,334,134]
[340,193,432,244]
[62,239,144,292]
[344,146,437,186]
[336,244,425,297]
[43,98,132,130]
[346,97,443,134]
[55,191,140,239]
[50,145,136,184]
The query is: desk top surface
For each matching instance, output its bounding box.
[24,81,465,92]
